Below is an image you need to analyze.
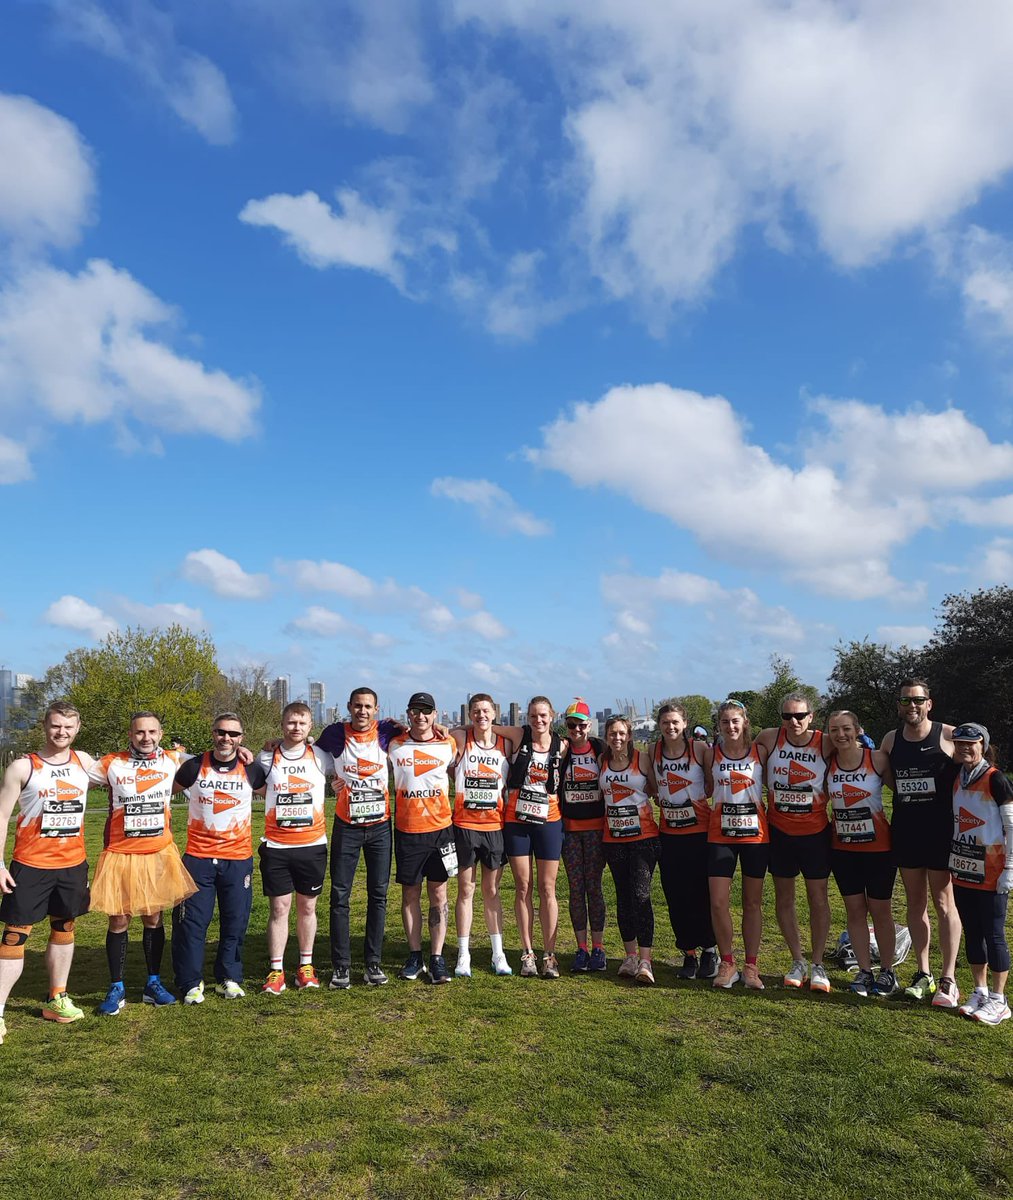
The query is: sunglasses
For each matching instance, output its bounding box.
[898,697,929,706]
[213,729,243,738]
[408,707,434,716]
[781,711,811,721]
[566,720,588,729]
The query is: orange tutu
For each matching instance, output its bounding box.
[90,843,198,917]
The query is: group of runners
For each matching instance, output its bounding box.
[0,678,1010,1046]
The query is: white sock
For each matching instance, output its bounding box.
[490,933,504,958]
[269,957,283,971]
[457,936,470,957]
[989,990,1005,1002]
[299,952,312,966]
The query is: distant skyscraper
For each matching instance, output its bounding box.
[460,702,468,726]
[509,701,520,726]
[309,680,326,726]
[271,676,289,708]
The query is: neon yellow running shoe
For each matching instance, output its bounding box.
[43,992,84,1023]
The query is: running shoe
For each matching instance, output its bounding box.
[491,955,513,976]
[97,981,126,1016]
[635,959,655,986]
[903,971,936,1001]
[429,954,451,984]
[849,968,876,997]
[783,959,808,988]
[215,980,245,999]
[454,954,472,978]
[329,967,351,990]
[364,964,388,987]
[571,947,590,973]
[872,968,900,998]
[0,1017,6,1045]
[809,963,831,994]
[295,965,320,990]
[43,992,84,1023]
[675,954,698,980]
[397,952,424,982]
[931,978,960,1009]
[973,995,1012,1026]
[617,953,639,978]
[142,978,176,1006]
[262,970,287,996]
[519,951,538,978]
[588,947,607,972]
[698,948,720,979]
[183,981,205,1005]
[541,953,560,979]
[742,963,765,990]
[958,988,989,1019]
[713,960,740,989]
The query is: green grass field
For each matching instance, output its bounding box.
[1,799,1011,1200]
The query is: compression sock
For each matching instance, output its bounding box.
[142,925,165,976]
[106,930,128,983]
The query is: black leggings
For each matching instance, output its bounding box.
[954,884,1010,972]
[659,832,714,952]
[604,838,658,947]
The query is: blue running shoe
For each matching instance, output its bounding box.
[588,947,607,972]
[571,948,591,973]
[142,977,177,1006]
[98,981,126,1016]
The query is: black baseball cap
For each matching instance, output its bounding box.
[407,692,436,712]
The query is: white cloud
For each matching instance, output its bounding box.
[181,550,271,600]
[276,558,378,600]
[877,624,932,648]
[286,605,393,648]
[939,225,1013,341]
[113,598,205,629]
[240,190,406,287]
[49,0,237,144]
[981,537,1013,584]
[0,93,95,252]
[43,594,117,641]
[0,435,33,484]
[431,476,552,536]
[456,1,1013,314]
[0,259,260,476]
[462,611,510,640]
[532,383,1013,600]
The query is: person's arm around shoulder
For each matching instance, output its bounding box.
[872,748,894,792]
[173,754,201,795]
[88,752,113,787]
[0,757,33,893]
[753,727,777,755]
[696,742,715,795]
[938,723,957,759]
[879,728,896,754]
[641,748,658,799]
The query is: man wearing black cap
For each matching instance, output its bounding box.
[388,693,459,984]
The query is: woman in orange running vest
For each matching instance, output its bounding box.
[707,699,770,990]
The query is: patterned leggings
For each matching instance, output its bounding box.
[561,829,607,934]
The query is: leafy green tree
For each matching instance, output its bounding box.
[826,639,924,745]
[727,656,821,735]
[207,665,283,756]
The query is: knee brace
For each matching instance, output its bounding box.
[0,924,32,959]
[48,917,75,945]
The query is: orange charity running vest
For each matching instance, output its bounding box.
[184,753,255,859]
[600,752,659,844]
[654,740,710,835]
[13,750,91,869]
[826,749,890,852]
[98,748,180,854]
[331,722,391,827]
[262,744,328,848]
[389,733,456,834]
[766,728,828,835]
[453,732,509,831]
[949,767,1008,891]
[708,743,768,844]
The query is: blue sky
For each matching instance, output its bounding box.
[3,0,1013,719]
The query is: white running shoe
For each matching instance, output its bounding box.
[809,963,831,994]
[974,995,1012,1026]
[958,988,989,1019]
[491,955,513,976]
[183,981,205,1005]
[783,959,808,988]
[215,980,245,999]
[454,955,472,978]
[617,953,639,978]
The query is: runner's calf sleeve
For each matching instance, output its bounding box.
[106,929,128,981]
[0,925,31,959]
[48,918,75,945]
[142,924,165,975]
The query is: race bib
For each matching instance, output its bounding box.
[661,801,696,830]
[834,807,875,844]
[515,788,549,825]
[123,799,166,838]
[563,784,598,808]
[347,789,386,824]
[463,777,499,811]
[949,840,985,884]
[41,799,84,838]
[439,839,459,878]
[895,770,936,801]
[773,789,814,815]
[606,804,642,839]
[720,802,760,839]
[274,792,314,829]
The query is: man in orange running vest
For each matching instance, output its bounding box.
[0,702,98,1040]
